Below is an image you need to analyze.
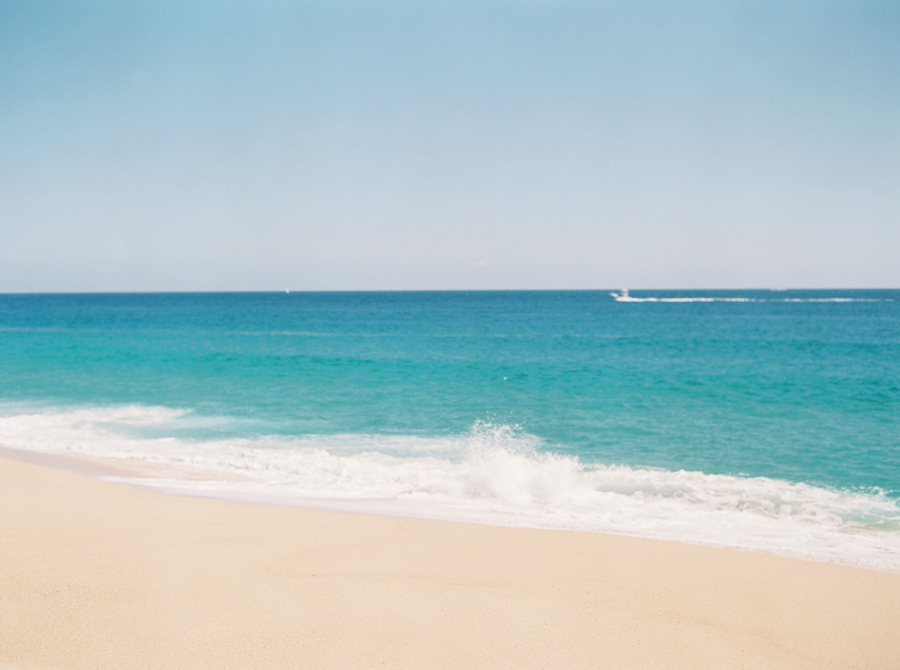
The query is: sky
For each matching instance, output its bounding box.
[1,0,898,291]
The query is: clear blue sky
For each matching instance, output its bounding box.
[2,1,898,291]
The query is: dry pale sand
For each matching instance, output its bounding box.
[2,454,899,670]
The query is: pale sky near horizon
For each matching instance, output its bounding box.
[1,1,898,291]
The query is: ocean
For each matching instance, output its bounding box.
[1,290,898,570]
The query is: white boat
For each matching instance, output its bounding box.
[610,289,631,301]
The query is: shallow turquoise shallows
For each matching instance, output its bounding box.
[1,290,898,569]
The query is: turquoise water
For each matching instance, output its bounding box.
[1,290,898,568]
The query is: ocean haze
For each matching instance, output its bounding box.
[1,1,898,291]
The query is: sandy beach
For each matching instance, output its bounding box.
[2,454,899,670]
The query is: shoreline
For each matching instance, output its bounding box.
[3,454,900,669]
[2,443,898,575]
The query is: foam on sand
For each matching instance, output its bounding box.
[2,404,898,572]
[2,454,900,670]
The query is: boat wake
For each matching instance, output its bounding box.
[609,290,888,303]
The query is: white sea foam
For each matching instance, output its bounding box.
[1,405,898,572]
